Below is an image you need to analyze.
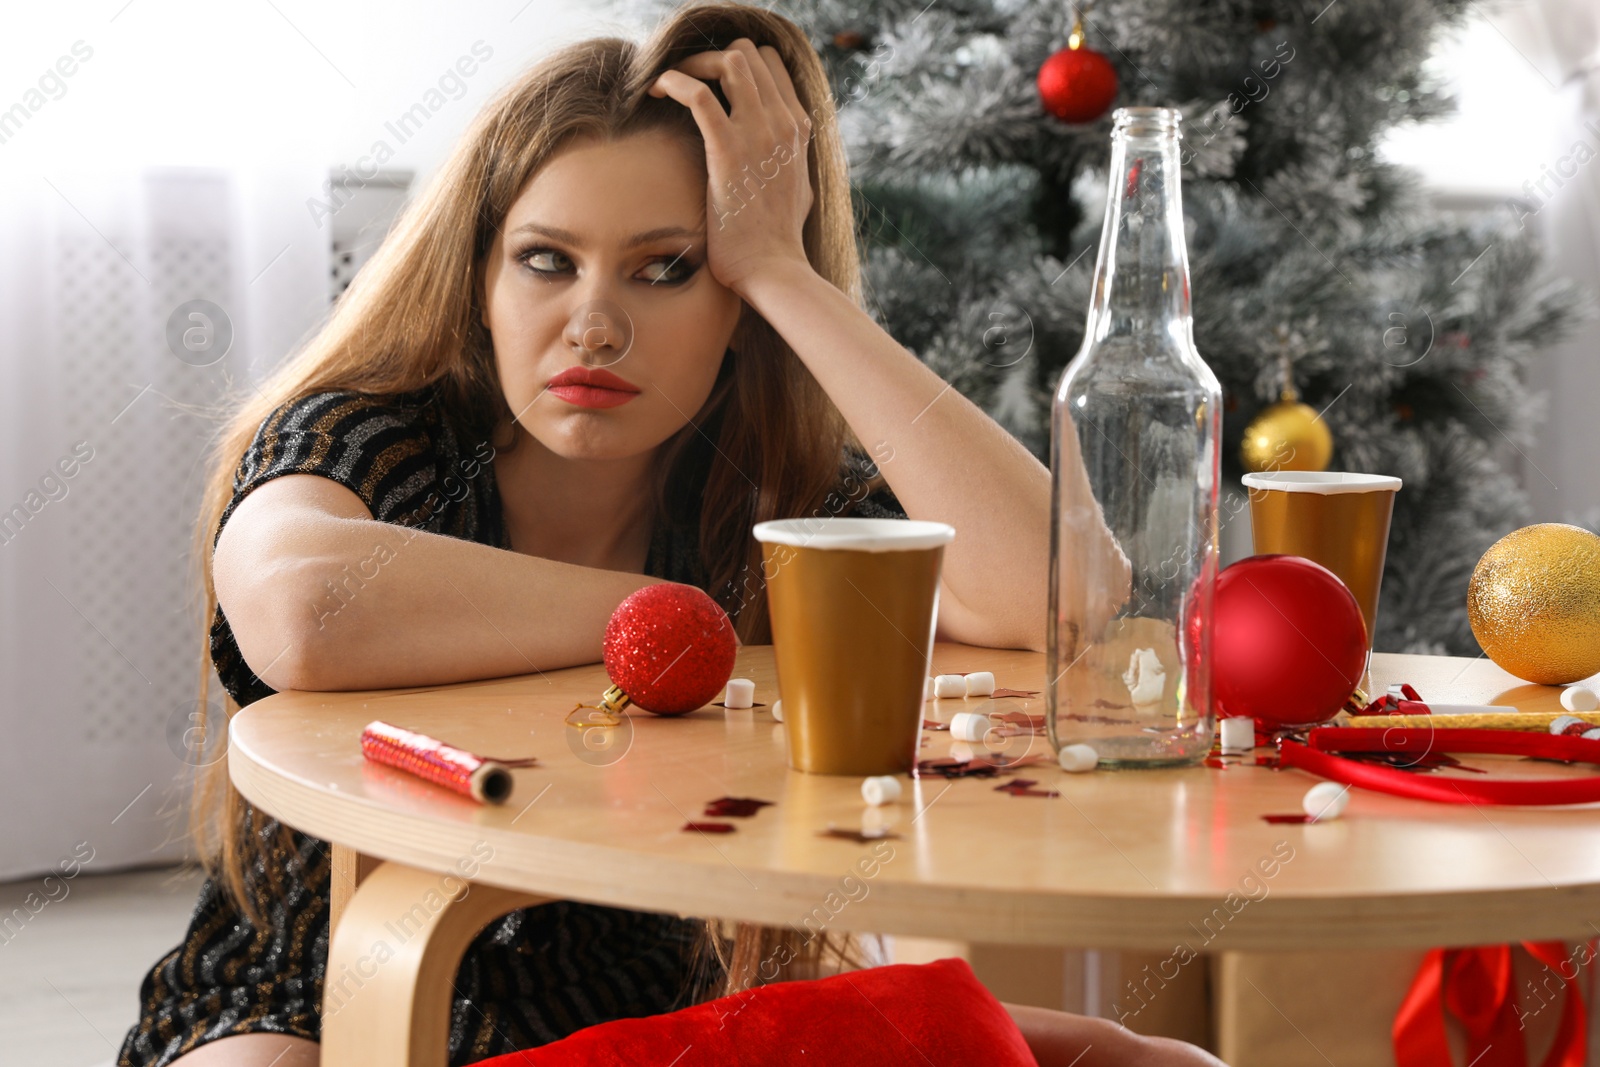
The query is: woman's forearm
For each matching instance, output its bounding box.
[1002,1003,1228,1067]
[737,259,1051,651]
[258,513,663,692]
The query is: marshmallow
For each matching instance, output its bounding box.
[934,674,967,699]
[1562,687,1600,713]
[771,699,783,723]
[723,678,755,709]
[1303,782,1350,822]
[861,776,902,806]
[1058,744,1099,773]
[963,671,996,697]
[949,711,990,742]
[1219,716,1255,756]
[1123,647,1166,706]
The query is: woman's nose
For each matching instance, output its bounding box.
[562,296,634,363]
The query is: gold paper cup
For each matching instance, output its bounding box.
[1242,471,1402,652]
[753,517,955,776]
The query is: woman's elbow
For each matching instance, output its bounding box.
[937,591,1046,652]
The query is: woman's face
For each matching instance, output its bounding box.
[479,129,743,462]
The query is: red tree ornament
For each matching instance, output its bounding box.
[1037,23,1118,125]
[601,584,738,716]
[1207,555,1368,729]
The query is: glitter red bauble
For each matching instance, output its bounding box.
[603,585,738,716]
[1037,44,1118,124]
[1209,555,1368,729]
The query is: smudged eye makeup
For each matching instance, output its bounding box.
[514,245,700,286]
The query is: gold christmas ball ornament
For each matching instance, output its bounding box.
[1240,399,1334,473]
[1467,523,1600,685]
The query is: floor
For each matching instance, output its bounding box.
[0,864,206,1067]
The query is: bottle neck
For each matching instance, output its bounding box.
[1084,128,1193,346]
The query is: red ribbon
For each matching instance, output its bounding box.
[1279,728,1600,805]
[1280,728,1595,1066]
[1393,941,1591,1067]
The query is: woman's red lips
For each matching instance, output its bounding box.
[546,365,641,409]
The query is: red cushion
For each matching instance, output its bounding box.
[477,957,1039,1066]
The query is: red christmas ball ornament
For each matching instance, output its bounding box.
[1209,555,1368,729]
[1037,31,1118,125]
[602,584,738,716]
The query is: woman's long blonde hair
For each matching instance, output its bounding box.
[189,1,868,998]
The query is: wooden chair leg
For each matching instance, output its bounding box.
[329,843,382,935]
[321,859,553,1067]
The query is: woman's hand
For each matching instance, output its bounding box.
[648,38,816,296]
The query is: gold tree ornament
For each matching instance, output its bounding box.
[1468,523,1600,685]
[1240,325,1334,473]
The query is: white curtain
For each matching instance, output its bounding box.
[1494,0,1600,525]
[0,163,329,879]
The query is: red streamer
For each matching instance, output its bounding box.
[1393,941,1591,1067]
[1290,729,1597,1064]
[1279,728,1600,805]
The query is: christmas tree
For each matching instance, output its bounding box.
[782,0,1582,654]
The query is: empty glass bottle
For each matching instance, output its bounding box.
[1046,107,1222,766]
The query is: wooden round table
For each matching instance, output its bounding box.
[229,643,1600,1065]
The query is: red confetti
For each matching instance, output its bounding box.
[1351,682,1429,717]
[917,757,999,778]
[991,711,1047,738]
[703,796,774,818]
[682,821,736,833]
[1204,757,1228,770]
[914,753,1049,778]
[1254,754,1283,769]
[991,687,1040,699]
[922,719,950,731]
[990,753,1049,769]
[996,779,1059,798]
[818,825,902,843]
[1262,813,1314,824]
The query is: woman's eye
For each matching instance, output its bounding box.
[519,247,571,274]
[639,256,697,285]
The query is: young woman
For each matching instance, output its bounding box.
[117,3,1205,1065]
